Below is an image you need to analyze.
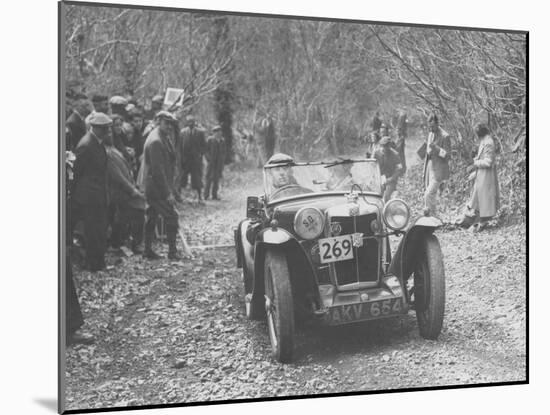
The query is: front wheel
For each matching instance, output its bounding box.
[264,249,295,363]
[414,234,445,339]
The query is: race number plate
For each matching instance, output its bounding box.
[318,235,354,264]
[327,298,404,325]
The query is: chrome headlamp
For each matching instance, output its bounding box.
[382,199,410,231]
[294,207,325,240]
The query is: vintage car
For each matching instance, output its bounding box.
[234,154,445,363]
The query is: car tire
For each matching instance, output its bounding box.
[414,234,445,340]
[264,249,295,363]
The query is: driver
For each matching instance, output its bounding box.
[267,153,298,187]
[266,153,312,199]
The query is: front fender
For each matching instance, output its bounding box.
[251,229,319,308]
[259,227,293,244]
[388,215,442,298]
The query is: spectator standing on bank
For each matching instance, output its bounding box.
[72,113,112,271]
[109,96,128,117]
[254,112,277,167]
[204,125,226,200]
[179,115,206,202]
[374,136,404,202]
[420,113,451,217]
[371,111,382,134]
[458,123,500,232]
[110,114,132,162]
[395,110,408,174]
[104,128,146,254]
[66,93,92,151]
[128,107,146,149]
[142,111,181,260]
[65,153,93,346]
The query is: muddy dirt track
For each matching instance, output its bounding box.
[65,149,526,410]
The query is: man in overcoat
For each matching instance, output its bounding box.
[421,113,452,217]
[142,111,181,260]
[461,123,500,231]
[374,136,404,202]
[395,110,408,174]
[66,93,92,151]
[72,113,112,271]
[204,125,226,200]
[179,115,206,202]
[104,129,146,254]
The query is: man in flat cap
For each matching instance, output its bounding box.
[374,136,404,202]
[109,96,129,118]
[72,112,112,271]
[204,125,226,200]
[66,93,92,151]
[142,111,181,260]
[179,115,206,202]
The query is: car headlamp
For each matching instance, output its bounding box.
[294,207,325,240]
[382,199,410,231]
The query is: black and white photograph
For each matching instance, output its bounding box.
[58,0,527,412]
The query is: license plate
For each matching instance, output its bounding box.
[318,235,354,264]
[327,298,404,325]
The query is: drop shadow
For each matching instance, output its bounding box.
[34,398,57,413]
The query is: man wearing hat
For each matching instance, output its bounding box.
[142,111,181,260]
[109,96,129,117]
[420,113,451,216]
[72,112,112,271]
[66,93,92,151]
[178,115,206,202]
[374,136,404,202]
[204,125,226,200]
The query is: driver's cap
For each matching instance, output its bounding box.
[266,153,294,166]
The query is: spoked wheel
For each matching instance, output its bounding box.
[413,234,445,340]
[264,249,295,363]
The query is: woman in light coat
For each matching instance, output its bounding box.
[463,123,500,231]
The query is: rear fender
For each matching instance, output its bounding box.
[388,216,442,301]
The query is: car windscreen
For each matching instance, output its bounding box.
[263,160,382,202]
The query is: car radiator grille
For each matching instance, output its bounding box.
[331,214,379,285]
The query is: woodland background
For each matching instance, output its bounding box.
[63,5,526,220]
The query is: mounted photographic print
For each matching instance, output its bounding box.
[59,0,527,413]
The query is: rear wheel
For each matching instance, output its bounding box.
[414,234,445,339]
[264,249,295,363]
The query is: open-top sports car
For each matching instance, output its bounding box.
[234,153,445,363]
